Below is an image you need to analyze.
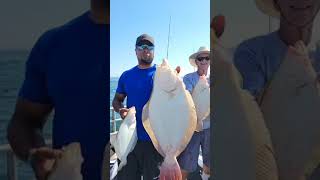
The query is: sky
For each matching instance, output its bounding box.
[1,0,319,72]
[110,0,210,77]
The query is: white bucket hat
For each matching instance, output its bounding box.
[255,0,280,18]
[189,46,210,67]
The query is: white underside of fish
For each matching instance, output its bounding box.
[143,59,196,157]
[212,41,278,180]
[110,107,137,171]
[48,142,83,180]
[260,51,320,179]
[192,75,210,131]
[142,59,197,180]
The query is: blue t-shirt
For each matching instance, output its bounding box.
[116,65,156,141]
[234,31,320,97]
[19,11,109,180]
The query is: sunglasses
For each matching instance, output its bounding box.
[136,45,154,51]
[196,56,210,61]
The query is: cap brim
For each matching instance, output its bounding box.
[136,39,154,46]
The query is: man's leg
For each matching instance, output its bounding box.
[116,144,141,180]
[177,132,201,180]
[139,141,163,180]
[201,128,211,179]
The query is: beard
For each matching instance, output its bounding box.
[140,53,153,64]
[140,57,153,65]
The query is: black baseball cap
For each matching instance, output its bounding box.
[136,34,154,46]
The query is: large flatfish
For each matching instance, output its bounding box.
[142,59,197,180]
[48,142,83,180]
[110,106,137,171]
[212,18,278,180]
[260,48,320,180]
[192,75,210,131]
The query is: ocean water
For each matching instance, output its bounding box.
[109,77,122,132]
[0,50,120,179]
[0,50,38,179]
[110,77,118,106]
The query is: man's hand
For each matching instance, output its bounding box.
[175,66,181,74]
[288,40,319,81]
[211,15,225,48]
[198,69,206,76]
[289,41,309,58]
[29,147,63,180]
[119,108,129,119]
[211,15,225,39]
[289,40,313,69]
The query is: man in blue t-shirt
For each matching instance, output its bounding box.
[112,34,163,180]
[7,1,109,180]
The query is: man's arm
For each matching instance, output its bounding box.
[112,93,128,119]
[7,98,53,161]
[7,98,63,180]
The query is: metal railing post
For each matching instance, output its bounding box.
[112,108,116,132]
[7,151,17,180]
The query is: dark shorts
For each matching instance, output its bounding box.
[178,128,210,172]
[116,141,163,180]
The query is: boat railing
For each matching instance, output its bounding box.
[110,107,123,133]
[0,107,121,180]
[0,139,52,180]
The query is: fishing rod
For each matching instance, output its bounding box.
[166,16,171,60]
